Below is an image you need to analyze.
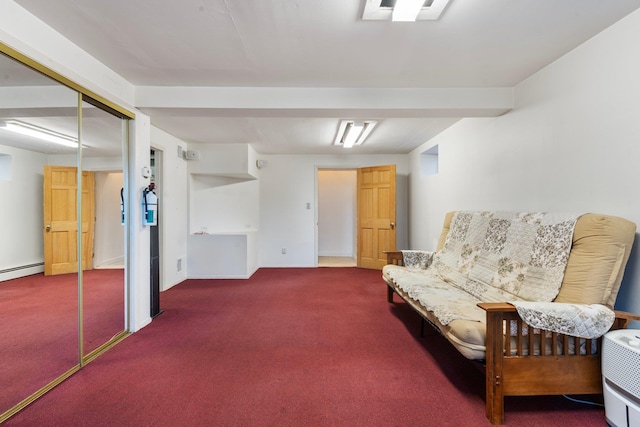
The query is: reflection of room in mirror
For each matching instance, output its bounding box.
[0,51,128,419]
[0,51,82,416]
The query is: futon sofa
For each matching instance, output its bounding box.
[383,211,640,424]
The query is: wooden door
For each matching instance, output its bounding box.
[44,166,95,275]
[357,165,396,269]
[80,169,95,271]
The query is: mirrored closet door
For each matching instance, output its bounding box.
[0,46,132,420]
[0,51,81,414]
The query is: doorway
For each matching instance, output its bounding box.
[316,165,400,269]
[317,169,357,267]
[93,170,124,269]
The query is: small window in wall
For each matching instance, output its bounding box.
[0,153,10,181]
[420,145,438,177]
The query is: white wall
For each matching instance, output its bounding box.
[190,178,259,233]
[408,9,640,320]
[259,154,408,267]
[123,114,151,331]
[318,170,357,258]
[187,233,257,279]
[187,143,253,176]
[0,144,47,280]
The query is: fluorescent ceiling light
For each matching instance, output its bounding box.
[0,120,78,148]
[334,120,377,148]
[362,0,451,21]
[343,122,364,148]
[392,0,425,22]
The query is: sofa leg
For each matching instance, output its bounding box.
[485,310,505,425]
[486,373,504,424]
[387,286,394,303]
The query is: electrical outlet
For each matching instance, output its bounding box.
[281,248,286,254]
[177,258,182,272]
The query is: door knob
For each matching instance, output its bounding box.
[390,222,395,229]
[45,225,51,232]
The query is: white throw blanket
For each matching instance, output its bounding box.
[387,211,581,328]
[432,211,580,303]
[386,267,490,324]
[400,250,433,270]
[509,301,615,339]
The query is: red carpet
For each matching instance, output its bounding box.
[5,268,605,426]
[0,269,124,412]
[0,272,77,412]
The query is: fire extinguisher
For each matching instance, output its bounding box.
[142,183,158,226]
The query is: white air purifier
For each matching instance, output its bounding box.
[602,329,640,427]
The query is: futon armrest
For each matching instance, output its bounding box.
[613,310,640,320]
[612,310,640,329]
[477,302,516,312]
[384,251,404,266]
[477,302,640,331]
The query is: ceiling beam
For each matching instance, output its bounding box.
[135,86,513,118]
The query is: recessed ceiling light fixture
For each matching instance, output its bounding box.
[334,120,377,148]
[392,0,425,21]
[0,120,78,148]
[362,0,451,21]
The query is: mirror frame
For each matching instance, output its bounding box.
[0,42,135,422]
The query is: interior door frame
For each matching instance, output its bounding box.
[315,166,354,267]
[315,167,358,266]
[314,164,405,268]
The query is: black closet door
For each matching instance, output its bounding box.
[150,221,161,318]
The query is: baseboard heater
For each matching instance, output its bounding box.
[0,262,44,275]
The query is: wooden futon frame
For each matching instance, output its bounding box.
[385,251,640,425]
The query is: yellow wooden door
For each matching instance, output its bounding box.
[80,170,95,271]
[357,164,396,269]
[43,166,95,275]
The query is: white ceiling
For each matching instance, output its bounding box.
[10,0,640,154]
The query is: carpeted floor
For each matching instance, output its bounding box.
[0,269,124,412]
[5,268,606,426]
